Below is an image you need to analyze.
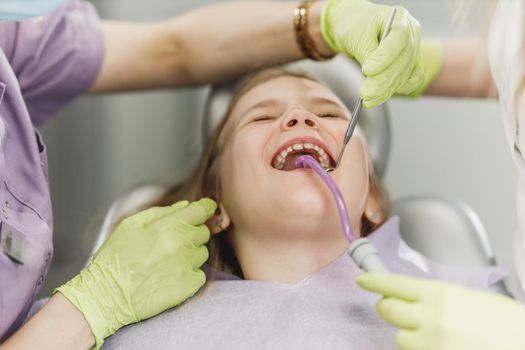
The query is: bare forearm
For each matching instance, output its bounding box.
[90,1,332,92]
[0,294,94,350]
[166,1,331,85]
[425,38,496,98]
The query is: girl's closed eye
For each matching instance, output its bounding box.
[318,112,348,120]
[252,115,277,122]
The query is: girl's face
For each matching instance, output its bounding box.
[219,76,372,246]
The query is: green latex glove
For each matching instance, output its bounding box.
[409,40,444,97]
[321,0,425,108]
[357,272,525,350]
[55,198,217,350]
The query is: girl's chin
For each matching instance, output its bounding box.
[279,187,332,207]
[271,204,341,231]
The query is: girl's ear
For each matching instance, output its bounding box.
[207,203,232,235]
[364,194,384,225]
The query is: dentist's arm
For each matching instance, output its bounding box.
[357,272,525,350]
[89,2,323,92]
[89,0,427,109]
[418,38,497,98]
[0,294,95,350]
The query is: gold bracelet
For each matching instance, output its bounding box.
[293,0,335,61]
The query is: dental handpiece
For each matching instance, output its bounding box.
[295,155,388,273]
[327,8,397,173]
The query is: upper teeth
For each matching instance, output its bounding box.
[273,142,331,170]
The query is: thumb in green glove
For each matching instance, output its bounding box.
[55,198,217,350]
[357,272,525,350]
[321,0,443,108]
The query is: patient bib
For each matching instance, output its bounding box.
[102,217,506,350]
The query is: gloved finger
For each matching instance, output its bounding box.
[361,64,411,108]
[189,269,207,295]
[395,62,424,96]
[172,198,217,224]
[360,41,416,108]
[189,224,212,246]
[376,297,423,329]
[190,245,209,269]
[356,273,426,301]
[126,201,190,228]
[176,269,206,302]
[120,205,182,228]
[170,200,190,212]
[143,269,206,319]
[352,36,379,66]
[395,25,423,96]
[151,219,211,247]
[148,198,217,230]
[362,6,418,75]
[362,28,409,76]
[396,329,425,350]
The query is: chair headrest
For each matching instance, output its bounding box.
[201,56,391,176]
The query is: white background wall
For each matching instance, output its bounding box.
[39,0,517,295]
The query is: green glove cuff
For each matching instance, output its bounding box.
[54,273,107,350]
[320,0,340,53]
[54,263,134,350]
[409,40,444,97]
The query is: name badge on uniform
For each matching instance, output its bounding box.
[0,221,26,264]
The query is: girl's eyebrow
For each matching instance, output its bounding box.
[309,96,346,109]
[243,98,282,115]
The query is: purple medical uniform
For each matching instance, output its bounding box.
[0,0,103,341]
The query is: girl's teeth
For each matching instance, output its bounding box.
[273,142,332,170]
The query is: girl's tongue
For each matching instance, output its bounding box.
[283,153,310,170]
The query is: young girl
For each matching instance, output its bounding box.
[101,69,505,350]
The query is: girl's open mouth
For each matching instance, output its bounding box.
[271,138,335,171]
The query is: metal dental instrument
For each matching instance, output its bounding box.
[327,8,397,173]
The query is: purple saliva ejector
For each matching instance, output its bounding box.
[295,155,388,272]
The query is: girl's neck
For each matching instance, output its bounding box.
[232,228,350,283]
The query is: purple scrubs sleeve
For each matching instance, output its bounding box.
[0,0,103,341]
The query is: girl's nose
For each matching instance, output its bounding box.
[281,108,319,131]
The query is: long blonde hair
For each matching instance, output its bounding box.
[154,68,390,278]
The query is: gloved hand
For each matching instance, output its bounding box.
[55,198,216,350]
[321,0,427,108]
[357,272,525,350]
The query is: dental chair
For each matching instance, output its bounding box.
[89,57,504,289]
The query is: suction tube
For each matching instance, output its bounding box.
[295,155,388,273]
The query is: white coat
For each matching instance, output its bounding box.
[487,0,525,300]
